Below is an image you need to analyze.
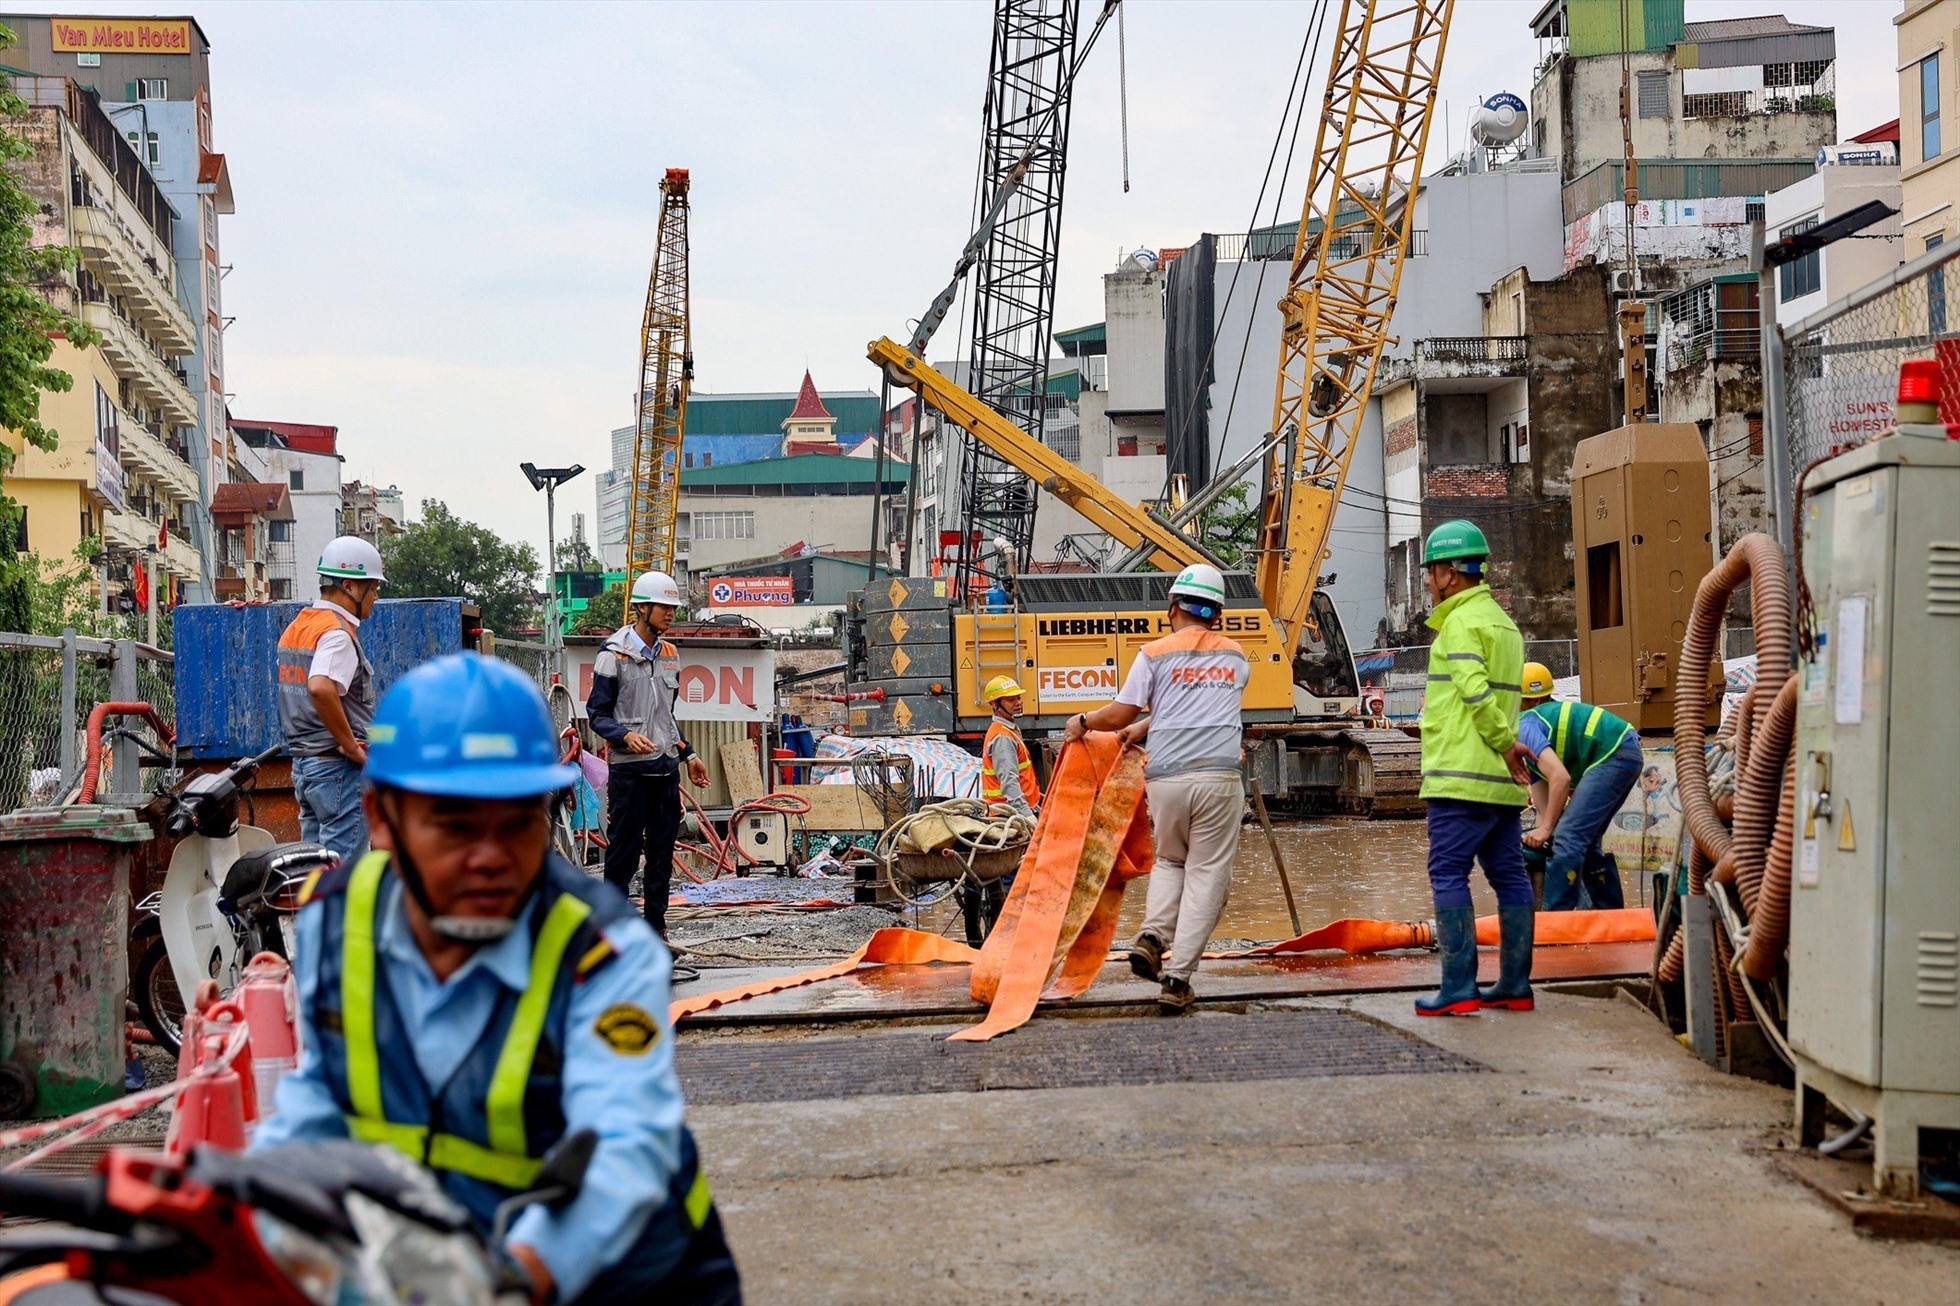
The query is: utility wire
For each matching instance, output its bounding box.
[1155,0,1330,510]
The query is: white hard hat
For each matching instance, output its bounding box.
[630,570,683,606]
[318,536,386,583]
[1168,563,1226,606]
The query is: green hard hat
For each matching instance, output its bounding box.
[1422,519,1490,566]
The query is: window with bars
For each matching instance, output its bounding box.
[137,78,168,100]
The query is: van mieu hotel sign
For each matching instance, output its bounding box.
[50,18,192,54]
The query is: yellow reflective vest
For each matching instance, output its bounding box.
[1418,583,1526,807]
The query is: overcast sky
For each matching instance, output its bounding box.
[8,1,1900,568]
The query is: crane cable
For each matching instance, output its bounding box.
[1117,1,1130,193]
[1154,0,1331,522]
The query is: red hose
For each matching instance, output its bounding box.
[1729,676,1796,917]
[76,702,176,804]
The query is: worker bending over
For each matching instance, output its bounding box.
[1515,663,1641,910]
[980,675,1041,820]
[588,570,710,935]
[1415,521,1536,1016]
[257,655,739,1304]
[276,536,384,864]
[1064,564,1248,1015]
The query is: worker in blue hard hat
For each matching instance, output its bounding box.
[257,654,739,1306]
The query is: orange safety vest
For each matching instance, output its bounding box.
[981,719,1041,809]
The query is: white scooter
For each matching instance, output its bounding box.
[133,745,339,1053]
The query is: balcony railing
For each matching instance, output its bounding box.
[83,302,198,426]
[1561,158,1817,225]
[116,414,199,503]
[1418,336,1528,363]
[14,78,176,252]
[72,203,196,352]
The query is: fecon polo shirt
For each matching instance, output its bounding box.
[1115,624,1249,779]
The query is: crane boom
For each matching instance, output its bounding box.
[872,336,1224,576]
[1254,0,1452,655]
[623,168,693,613]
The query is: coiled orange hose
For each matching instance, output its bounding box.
[1743,757,1798,980]
[1730,676,1797,916]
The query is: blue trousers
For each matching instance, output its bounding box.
[1426,797,1534,910]
[292,753,368,865]
[1528,737,1642,910]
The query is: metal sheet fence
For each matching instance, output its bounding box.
[1779,238,1960,476]
[0,632,174,811]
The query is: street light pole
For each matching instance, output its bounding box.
[521,462,585,684]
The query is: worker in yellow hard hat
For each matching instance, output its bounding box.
[980,675,1041,820]
[1515,661,1642,912]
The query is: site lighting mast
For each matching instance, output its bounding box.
[522,461,584,669]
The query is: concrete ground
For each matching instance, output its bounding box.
[687,990,1960,1303]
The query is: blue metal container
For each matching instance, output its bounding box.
[173,599,480,760]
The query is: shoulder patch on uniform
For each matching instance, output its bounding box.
[594,1002,660,1055]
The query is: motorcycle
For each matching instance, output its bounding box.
[0,1129,596,1304]
[133,746,339,1055]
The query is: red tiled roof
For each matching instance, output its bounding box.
[232,418,339,456]
[786,371,833,422]
[210,481,292,519]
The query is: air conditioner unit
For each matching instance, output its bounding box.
[1611,269,1639,295]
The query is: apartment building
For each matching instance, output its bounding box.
[2,75,204,608]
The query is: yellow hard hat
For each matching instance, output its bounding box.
[1520,662,1556,697]
[983,675,1026,703]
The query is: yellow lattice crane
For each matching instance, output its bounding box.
[1254,0,1453,659]
[623,167,693,619]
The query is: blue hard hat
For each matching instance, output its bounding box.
[365,653,577,799]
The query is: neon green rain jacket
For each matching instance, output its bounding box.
[1418,583,1526,806]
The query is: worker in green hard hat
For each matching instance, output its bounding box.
[1415,519,1537,1017]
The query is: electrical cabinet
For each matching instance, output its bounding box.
[1788,433,1960,1196]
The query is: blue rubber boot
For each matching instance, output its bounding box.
[1415,905,1483,1017]
[1478,904,1536,1010]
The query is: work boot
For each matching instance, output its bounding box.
[1128,931,1166,981]
[1478,904,1536,1011]
[1415,905,1483,1017]
[1158,976,1195,1015]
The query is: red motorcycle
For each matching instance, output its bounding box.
[0,1130,594,1305]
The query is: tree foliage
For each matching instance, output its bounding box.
[381,500,541,635]
[1196,479,1259,570]
[0,26,101,631]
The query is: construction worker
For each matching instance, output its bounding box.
[980,675,1041,820]
[588,570,710,935]
[1415,520,1536,1017]
[257,654,740,1304]
[1516,662,1642,911]
[1063,563,1248,1015]
[276,536,384,864]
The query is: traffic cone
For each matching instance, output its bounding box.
[236,953,300,1113]
[172,1001,256,1122]
[166,1030,249,1157]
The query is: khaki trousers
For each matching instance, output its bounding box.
[1139,770,1245,982]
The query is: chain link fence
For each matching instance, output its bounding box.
[0,632,175,811]
[1780,238,1960,475]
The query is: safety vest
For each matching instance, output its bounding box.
[302,851,714,1236]
[1418,583,1526,807]
[276,605,374,757]
[1524,701,1635,779]
[981,718,1041,808]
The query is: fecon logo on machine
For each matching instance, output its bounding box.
[1036,666,1119,702]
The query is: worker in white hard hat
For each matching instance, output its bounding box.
[276,536,386,863]
[587,570,709,935]
[1062,562,1249,1015]
[980,675,1041,821]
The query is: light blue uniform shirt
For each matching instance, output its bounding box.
[255,874,684,1302]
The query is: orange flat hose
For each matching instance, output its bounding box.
[669,927,977,1025]
[1475,908,1656,947]
[954,738,1150,1042]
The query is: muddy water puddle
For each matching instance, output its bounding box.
[909,817,1656,946]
